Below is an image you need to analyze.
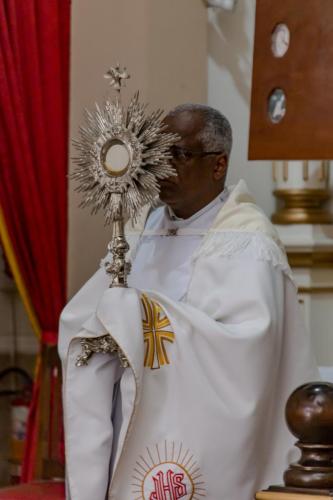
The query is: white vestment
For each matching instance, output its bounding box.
[59,180,318,500]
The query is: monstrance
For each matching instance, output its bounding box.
[72,64,178,366]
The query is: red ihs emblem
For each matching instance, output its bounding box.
[132,442,206,499]
[150,469,187,500]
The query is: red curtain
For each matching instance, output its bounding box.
[0,0,70,480]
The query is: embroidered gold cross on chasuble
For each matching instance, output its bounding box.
[141,294,175,369]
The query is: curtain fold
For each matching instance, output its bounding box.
[0,0,70,480]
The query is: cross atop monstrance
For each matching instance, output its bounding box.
[104,63,130,92]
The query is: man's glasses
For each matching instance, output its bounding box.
[170,145,224,162]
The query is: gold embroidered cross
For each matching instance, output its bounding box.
[141,294,175,369]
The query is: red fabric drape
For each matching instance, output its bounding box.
[0,0,70,480]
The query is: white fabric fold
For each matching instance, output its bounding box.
[64,339,118,500]
[62,288,144,500]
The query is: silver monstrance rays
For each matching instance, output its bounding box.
[72,65,178,367]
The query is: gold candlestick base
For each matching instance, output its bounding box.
[272,189,333,225]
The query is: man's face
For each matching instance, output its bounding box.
[159,111,227,219]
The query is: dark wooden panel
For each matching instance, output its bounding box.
[249,0,333,160]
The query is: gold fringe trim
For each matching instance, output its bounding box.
[0,206,41,339]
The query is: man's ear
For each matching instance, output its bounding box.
[213,154,228,181]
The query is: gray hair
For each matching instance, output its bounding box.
[168,103,233,158]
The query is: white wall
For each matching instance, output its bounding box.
[207,1,333,370]
[69,0,279,296]
[207,0,275,217]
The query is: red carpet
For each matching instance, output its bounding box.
[0,481,65,499]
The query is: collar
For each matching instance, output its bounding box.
[166,188,229,225]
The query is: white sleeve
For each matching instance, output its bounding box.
[59,282,143,500]
[58,267,122,500]
[63,336,123,500]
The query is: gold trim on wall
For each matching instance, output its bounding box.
[274,188,331,197]
[287,250,333,268]
[298,286,333,294]
[272,188,333,224]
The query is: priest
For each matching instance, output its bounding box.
[59,104,318,500]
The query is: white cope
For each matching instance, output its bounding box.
[59,180,318,500]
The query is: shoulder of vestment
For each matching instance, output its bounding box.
[197,180,293,283]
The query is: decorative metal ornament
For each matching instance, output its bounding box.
[75,335,129,368]
[104,63,130,91]
[73,65,179,367]
[72,93,177,225]
[72,65,178,283]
